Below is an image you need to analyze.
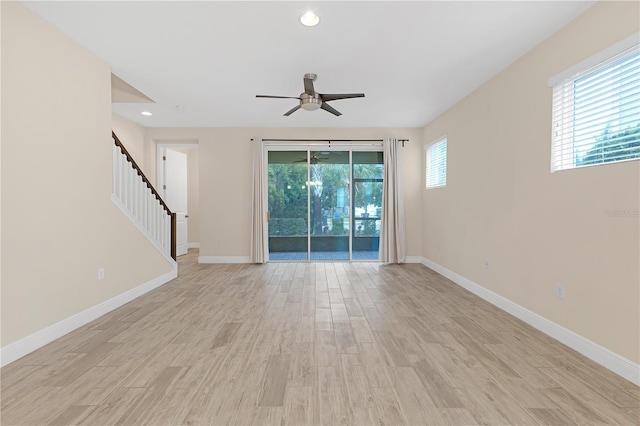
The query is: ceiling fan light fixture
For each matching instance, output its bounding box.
[300,97,322,111]
[300,11,319,27]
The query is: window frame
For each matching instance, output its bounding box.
[549,33,640,172]
[425,135,448,189]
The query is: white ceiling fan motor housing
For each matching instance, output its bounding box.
[300,93,322,111]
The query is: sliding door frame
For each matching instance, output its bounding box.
[265,141,383,262]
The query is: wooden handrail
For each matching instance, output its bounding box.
[112,131,172,215]
[112,131,176,261]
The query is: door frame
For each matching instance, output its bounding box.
[156,143,199,256]
[264,142,383,262]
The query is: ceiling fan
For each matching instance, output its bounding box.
[256,73,365,116]
[294,153,329,163]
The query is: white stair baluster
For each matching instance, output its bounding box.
[147,192,153,233]
[129,166,136,211]
[112,137,175,262]
[112,143,118,197]
[166,213,171,254]
[136,175,142,222]
[159,211,165,251]
[142,183,148,230]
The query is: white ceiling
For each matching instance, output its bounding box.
[24,1,594,128]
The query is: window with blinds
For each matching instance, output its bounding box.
[550,38,640,172]
[426,137,447,188]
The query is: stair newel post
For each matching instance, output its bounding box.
[171,212,177,261]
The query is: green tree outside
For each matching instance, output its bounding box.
[268,152,384,237]
[577,123,640,167]
[268,162,307,236]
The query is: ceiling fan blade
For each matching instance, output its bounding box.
[320,93,365,102]
[320,102,342,116]
[283,104,301,116]
[303,76,315,96]
[256,95,300,99]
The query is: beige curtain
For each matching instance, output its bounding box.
[380,138,406,263]
[250,138,268,263]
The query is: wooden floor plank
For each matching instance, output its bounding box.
[283,386,314,425]
[258,354,292,406]
[47,404,98,426]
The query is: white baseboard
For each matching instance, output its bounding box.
[187,242,200,249]
[198,256,251,264]
[418,256,639,386]
[0,267,177,367]
[405,256,424,263]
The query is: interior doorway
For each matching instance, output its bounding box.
[157,143,199,257]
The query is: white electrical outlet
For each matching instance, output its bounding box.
[556,283,565,300]
[98,268,105,281]
[217,238,223,245]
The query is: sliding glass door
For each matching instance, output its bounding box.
[267,148,382,261]
[310,151,350,260]
[267,151,308,261]
[352,152,383,260]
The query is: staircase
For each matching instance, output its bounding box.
[111,131,176,263]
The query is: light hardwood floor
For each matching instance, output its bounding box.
[1,249,638,425]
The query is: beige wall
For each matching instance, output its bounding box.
[112,113,147,170]
[422,1,639,363]
[1,2,173,347]
[145,128,423,258]
[0,1,3,329]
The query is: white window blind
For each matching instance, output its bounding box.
[426,137,447,188]
[551,40,640,172]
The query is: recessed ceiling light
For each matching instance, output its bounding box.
[300,11,319,27]
[141,111,152,116]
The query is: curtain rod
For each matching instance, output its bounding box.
[252,138,409,146]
